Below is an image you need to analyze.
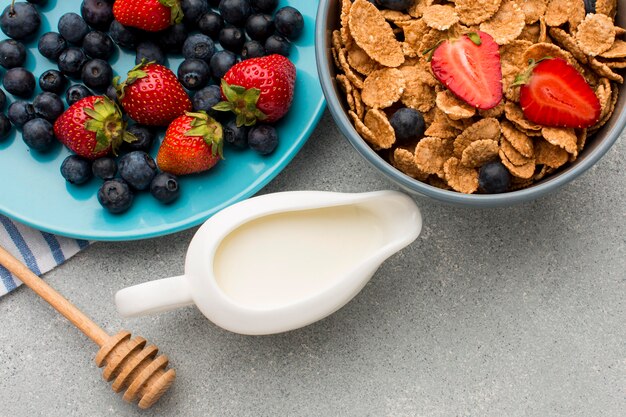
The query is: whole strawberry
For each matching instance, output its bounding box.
[54,96,136,160]
[214,54,296,126]
[114,61,192,126]
[156,111,224,175]
[113,0,183,32]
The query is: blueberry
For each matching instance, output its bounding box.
[181,0,209,28]
[224,119,249,149]
[0,89,6,110]
[0,2,40,40]
[82,31,115,60]
[241,40,265,59]
[33,92,65,122]
[58,47,87,78]
[22,118,55,152]
[98,178,133,214]
[66,84,92,106]
[219,27,245,54]
[264,34,290,57]
[584,0,595,13]
[389,108,425,143]
[248,124,277,155]
[109,20,139,49]
[135,41,166,66]
[183,34,215,62]
[38,32,67,62]
[0,39,26,69]
[178,59,211,91]
[58,13,89,45]
[375,0,414,10]
[26,0,48,4]
[250,0,277,13]
[245,14,273,42]
[3,67,35,98]
[150,172,180,204]
[8,101,35,127]
[274,6,303,40]
[124,124,155,152]
[92,157,117,180]
[478,161,512,194]
[192,85,222,115]
[39,70,68,95]
[209,50,238,80]
[81,0,114,30]
[0,114,12,140]
[219,0,251,27]
[157,23,188,53]
[81,59,113,91]
[105,84,119,105]
[198,11,223,40]
[60,155,92,185]
[208,0,220,6]
[118,151,157,190]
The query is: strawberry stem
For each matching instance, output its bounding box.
[113,60,154,100]
[511,58,553,87]
[158,0,184,25]
[83,96,137,155]
[184,111,224,159]
[212,79,268,127]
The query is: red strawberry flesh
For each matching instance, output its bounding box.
[431,31,503,110]
[519,58,601,129]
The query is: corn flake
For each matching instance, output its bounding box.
[455,0,502,26]
[461,139,500,167]
[422,5,459,31]
[479,0,526,45]
[453,117,502,157]
[392,148,430,180]
[364,109,396,150]
[600,40,626,59]
[541,127,578,155]
[520,0,547,24]
[575,14,616,57]
[535,138,569,168]
[544,0,570,27]
[444,157,479,193]
[414,137,454,176]
[436,90,476,120]
[500,135,534,165]
[400,65,437,113]
[501,120,535,157]
[347,45,382,76]
[499,150,536,178]
[361,68,405,108]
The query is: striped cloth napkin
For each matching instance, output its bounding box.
[0,214,90,296]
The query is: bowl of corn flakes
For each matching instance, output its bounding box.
[316,0,626,207]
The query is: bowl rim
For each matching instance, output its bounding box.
[314,0,626,207]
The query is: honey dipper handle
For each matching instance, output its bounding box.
[0,244,109,346]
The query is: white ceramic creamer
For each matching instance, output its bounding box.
[115,190,422,335]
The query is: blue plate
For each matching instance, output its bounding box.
[0,0,324,241]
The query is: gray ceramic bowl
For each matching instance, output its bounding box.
[315,0,626,207]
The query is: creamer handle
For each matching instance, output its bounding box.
[115,275,194,318]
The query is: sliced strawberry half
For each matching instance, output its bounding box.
[430,31,503,110]
[515,58,601,129]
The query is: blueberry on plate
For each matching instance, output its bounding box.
[109,19,139,49]
[81,58,113,91]
[66,84,92,106]
[219,0,252,27]
[38,32,67,62]
[98,178,133,214]
[0,2,40,40]
[150,172,180,204]
[135,41,166,65]
[58,12,90,45]
[82,31,115,60]
[0,89,6,110]
[124,124,155,152]
[198,11,224,40]
[8,101,35,127]
[245,14,273,42]
[60,155,92,185]
[389,108,425,143]
[33,92,65,122]
[0,114,12,140]
[250,0,278,13]
[22,118,55,152]
[105,84,119,104]
[478,161,512,194]
[39,70,68,95]
[241,40,265,59]
[224,119,249,149]
[0,39,26,69]
[26,0,48,4]
[181,0,209,28]
[192,84,222,115]
[118,150,157,190]
[92,157,117,180]
[157,23,188,53]
[264,34,290,57]
[3,67,36,98]
[375,0,414,11]
[178,58,211,91]
[81,0,114,30]
[210,50,238,80]
[58,47,87,78]
[248,124,278,155]
[274,6,303,40]
[219,26,245,54]
[183,33,215,62]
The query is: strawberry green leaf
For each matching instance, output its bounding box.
[212,102,234,112]
[159,0,183,25]
[467,32,482,46]
[216,79,268,127]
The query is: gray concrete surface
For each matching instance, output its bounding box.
[0,110,625,417]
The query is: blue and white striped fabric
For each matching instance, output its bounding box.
[0,214,90,296]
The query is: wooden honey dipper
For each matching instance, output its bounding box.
[0,244,175,409]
